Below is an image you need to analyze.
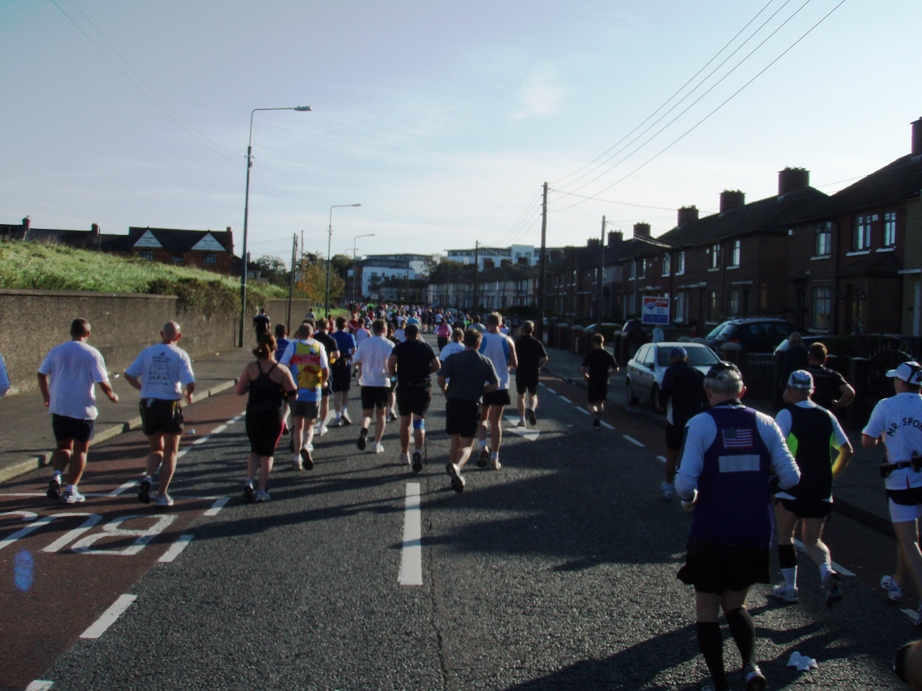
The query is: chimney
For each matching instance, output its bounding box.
[677,206,699,227]
[91,223,100,236]
[719,190,745,213]
[778,167,809,196]
[22,216,30,231]
[913,117,922,156]
[483,258,495,270]
[607,230,623,246]
[587,238,601,248]
[633,222,651,238]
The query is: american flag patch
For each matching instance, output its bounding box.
[722,428,753,449]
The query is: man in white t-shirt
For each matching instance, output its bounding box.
[125,321,196,508]
[353,319,395,454]
[38,318,119,504]
[476,312,517,469]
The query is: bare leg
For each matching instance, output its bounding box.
[258,456,273,492]
[67,440,90,485]
[247,452,259,483]
[145,434,165,477]
[664,448,680,484]
[517,393,526,421]
[156,432,181,495]
[488,405,504,453]
[455,436,476,470]
[800,517,832,567]
[374,406,386,444]
[399,415,411,455]
[290,416,305,459]
[414,422,425,453]
[51,439,74,474]
[892,520,922,598]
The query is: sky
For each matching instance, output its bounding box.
[2,0,920,267]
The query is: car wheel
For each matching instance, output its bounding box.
[627,377,639,405]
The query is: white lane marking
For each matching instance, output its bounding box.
[205,497,230,516]
[211,424,228,435]
[600,421,614,430]
[0,492,224,500]
[398,483,423,586]
[108,480,138,497]
[623,435,645,447]
[902,607,921,625]
[558,395,571,404]
[538,383,547,388]
[80,594,137,639]
[656,456,667,464]
[792,539,855,576]
[546,388,557,395]
[174,448,189,460]
[503,416,540,440]
[192,435,211,446]
[159,534,194,563]
[575,408,590,415]
[26,681,54,691]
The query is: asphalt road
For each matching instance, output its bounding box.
[0,367,917,690]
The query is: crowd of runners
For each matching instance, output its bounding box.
[21,304,922,689]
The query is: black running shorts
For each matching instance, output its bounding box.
[397,385,431,418]
[445,398,481,438]
[776,497,832,519]
[245,409,285,457]
[665,422,686,451]
[515,372,539,395]
[290,400,319,420]
[587,382,608,404]
[482,389,511,407]
[330,364,352,392]
[52,414,95,443]
[139,398,184,436]
[361,386,390,410]
[677,537,770,594]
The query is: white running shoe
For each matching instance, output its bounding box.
[154,493,174,508]
[401,453,411,465]
[255,490,270,502]
[881,574,904,602]
[317,424,329,437]
[62,488,86,504]
[770,582,798,603]
[660,482,674,500]
[490,454,501,470]
[374,443,385,454]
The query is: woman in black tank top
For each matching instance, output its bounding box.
[236,334,297,502]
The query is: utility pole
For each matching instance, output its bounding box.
[473,241,479,313]
[288,233,298,328]
[597,216,606,329]
[537,182,548,342]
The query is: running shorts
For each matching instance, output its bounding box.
[665,422,686,451]
[445,398,481,438]
[587,382,608,403]
[245,409,285,457]
[515,372,539,395]
[140,398,184,436]
[482,389,511,407]
[361,386,390,410]
[888,487,922,523]
[52,414,95,443]
[397,385,431,418]
[676,537,770,594]
[290,401,319,420]
[330,364,352,392]
[776,497,832,519]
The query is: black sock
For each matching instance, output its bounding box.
[725,607,755,668]
[696,621,727,689]
[778,543,797,569]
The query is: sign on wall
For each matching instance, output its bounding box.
[642,296,670,325]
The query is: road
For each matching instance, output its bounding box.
[0,365,915,690]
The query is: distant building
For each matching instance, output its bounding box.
[447,244,539,269]
[357,253,436,301]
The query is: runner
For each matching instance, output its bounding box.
[436,318,452,352]
[862,361,922,624]
[312,317,340,437]
[329,316,357,427]
[235,334,297,502]
[514,320,548,427]
[124,321,196,508]
[388,323,439,472]
[353,319,394,454]
[804,342,855,414]
[279,322,329,471]
[675,361,800,691]
[38,318,119,504]
[580,334,618,429]
[439,328,465,361]
[385,322,400,421]
[658,346,707,499]
[475,312,517,470]
[253,308,270,342]
[769,370,853,607]
[438,329,499,492]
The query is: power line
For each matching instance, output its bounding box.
[496,189,543,246]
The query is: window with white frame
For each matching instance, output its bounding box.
[813,286,832,329]
[729,240,740,267]
[709,291,718,321]
[815,222,832,256]
[139,250,153,261]
[674,292,685,322]
[727,289,741,316]
[710,244,720,269]
[853,214,873,251]
[676,251,685,275]
[662,253,671,276]
[883,211,897,247]
[638,258,646,279]
[628,261,635,279]
[203,253,217,265]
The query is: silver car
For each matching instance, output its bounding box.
[626,342,720,407]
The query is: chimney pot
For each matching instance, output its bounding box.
[719,190,746,213]
[778,167,809,196]
[91,223,100,235]
[633,222,651,238]
[22,216,31,230]
[912,117,922,156]
[607,230,623,245]
[677,206,699,227]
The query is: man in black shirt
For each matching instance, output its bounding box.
[658,346,707,500]
[311,318,340,437]
[514,320,549,427]
[803,342,855,415]
[580,334,619,429]
[388,324,439,472]
[253,308,270,341]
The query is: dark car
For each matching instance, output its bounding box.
[704,317,798,353]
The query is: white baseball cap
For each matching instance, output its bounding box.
[887,361,922,386]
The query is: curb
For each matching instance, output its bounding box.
[0,379,237,486]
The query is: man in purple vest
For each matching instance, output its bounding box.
[675,361,800,691]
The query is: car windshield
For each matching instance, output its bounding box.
[706,324,728,339]
[656,346,720,367]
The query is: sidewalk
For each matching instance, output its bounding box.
[0,339,893,537]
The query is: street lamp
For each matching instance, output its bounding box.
[351,233,375,305]
[325,203,361,317]
[238,105,312,347]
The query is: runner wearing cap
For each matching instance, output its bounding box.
[769,370,853,608]
[658,345,707,500]
[675,361,800,691]
[862,360,922,623]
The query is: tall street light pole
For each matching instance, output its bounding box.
[239,105,312,347]
[351,233,375,306]
[326,203,361,317]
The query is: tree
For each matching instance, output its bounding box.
[296,259,345,307]
[254,255,289,287]
[428,258,465,283]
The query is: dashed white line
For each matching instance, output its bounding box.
[656,455,667,464]
[902,607,921,625]
[575,408,590,415]
[622,435,645,447]
[26,681,54,691]
[204,497,230,516]
[398,483,423,586]
[600,421,615,430]
[80,594,137,639]
[159,534,194,563]
[546,388,557,395]
[211,424,228,435]
[558,395,572,404]
[107,480,138,497]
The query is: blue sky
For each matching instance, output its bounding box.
[1,1,919,266]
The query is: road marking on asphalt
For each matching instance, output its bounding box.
[600,421,614,430]
[80,594,137,639]
[159,534,194,563]
[576,408,589,415]
[108,479,140,497]
[205,497,230,516]
[623,435,645,447]
[902,607,921,625]
[210,424,228,435]
[656,456,667,464]
[792,539,855,576]
[26,681,53,691]
[503,416,540,440]
[559,395,572,404]
[399,483,422,586]
[546,388,557,395]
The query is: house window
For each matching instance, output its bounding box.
[203,253,217,265]
[139,250,154,261]
[883,211,897,247]
[674,292,685,322]
[638,258,646,279]
[709,291,718,321]
[172,254,184,264]
[727,289,741,316]
[676,251,685,275]
[729,240,740,268]
[662,253,671,276]
[853,214,873,251]
[815,222,832,256]
[710,244,720,269]
[629,261,635,280]
[813,287,832,329]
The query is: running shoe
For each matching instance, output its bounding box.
[138,477,152,504]
[47,474,62,500]
[300,447,314,471]
[881,574,904,602]
[154,493,174,508]
[516,419,526,427]
[743,663,767,691]
[255,490,270,503]
[476,447,490,468]
[329,417,343,428]
[243,483,255,502]
[824,570,842,608]
[341,412,352,425]
[528,408,537,426]
[62,488,86,504]
[317,424,328,437]
[446,462,465,493]
[357,428,368,450]
[401,453,411,466]
[661,482,674,500]
[769,582,798,603]
[387,411,398,422]
[292,458,303,471]
[412,450,423,473]
[374,442,385,454]
[490,455,502,470]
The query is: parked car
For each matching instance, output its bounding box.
[584,323,621,340]
[703,317,798,353]
[626,341,720,407]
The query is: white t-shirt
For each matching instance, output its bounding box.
[353,335,394,387]
[439,342,465,361]
[38,340,110,419]
[478,331,514,390]
[125,343,195,400]
[863,392,922,490]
